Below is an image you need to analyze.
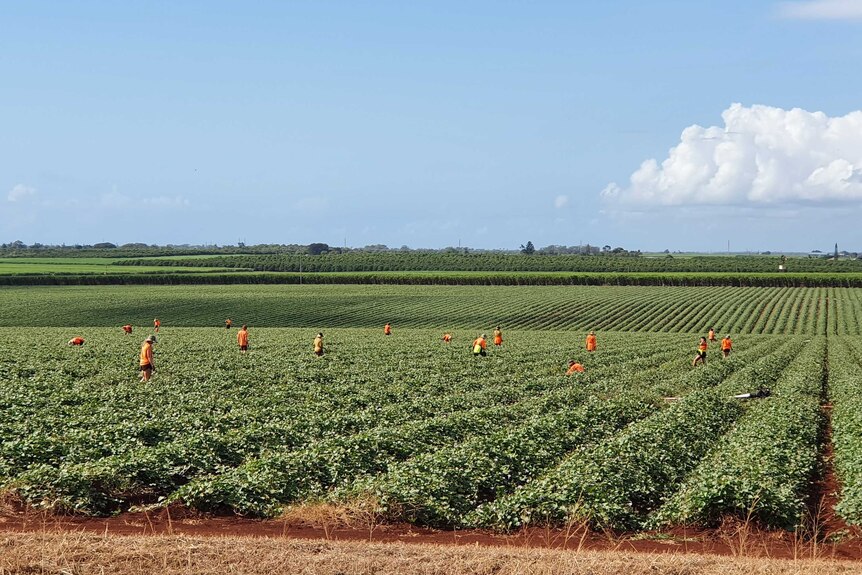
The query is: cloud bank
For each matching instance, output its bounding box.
[601,103,862,207]
[778,0,862,20]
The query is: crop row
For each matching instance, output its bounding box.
[3,285,858,335]
[471,338,809,531]
[829,337,862,525]
[1,328,710,514]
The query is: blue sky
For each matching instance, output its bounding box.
[2,1,862,251]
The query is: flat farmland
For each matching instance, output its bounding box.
[2,284,861,333]
[2,284,862,544]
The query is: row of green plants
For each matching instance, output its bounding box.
[115,253,862,274]
[2,285,856,335]
[0,328,697,514]
[347,343,776,529]
[6,270,862,287]
[653,338,825,529]
[828,337,862,525]
[471,339,808,531]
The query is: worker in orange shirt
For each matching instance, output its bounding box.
[153,318,161,333]
[692,336,708,367]
[225,318,232,329]
[442,333,452,343]
[586,331,597,352]
[493,326,503,346]
[708,327,716,342]
[139,335,156,382]
[721,335,733,358]
[384,323,392,336]
[122,324,133,335]
[472,334,487,357]
[237,324,249,353]
[67,337,85,346]
[313,332,324,356]
[566,360,585,375]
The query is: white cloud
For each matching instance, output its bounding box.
[778,0,862,20]
[554,195,569,209]
[8,184,36,202]
[602,103,862,208]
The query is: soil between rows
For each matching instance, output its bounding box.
[3,504,862,561]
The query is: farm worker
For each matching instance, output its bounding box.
[139,335,156,382]
[442,333,452,343]
[153,318,161,333]
[586,331,597,352]
[237,324,249,353]
[225,318,232,329]
[493,327,503,346]
[472,334,487,357]
[313,332,324,356]
[708,327,716,342]
[122,324,133,335]
[692,336,708,367]
[721,335,733,358]
[384,323,392,336]
[566,360,585,375]
[67,337,85,346]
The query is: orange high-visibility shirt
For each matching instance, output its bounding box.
[721,337,732,350]
[313,336,323,353]
[237,329,249,347]
[140,342,153,366]
[384,324,391,335]
[566,363,585,375]
[493,330,502,345]
[70,337,85,346]
[473,337,487,350]
[708,329,716,341]
[698,342,708,352]
[586,335,597,351]
[122,325,133,333]
[442,333,452,342]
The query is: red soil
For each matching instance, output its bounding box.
[3,504,862,561]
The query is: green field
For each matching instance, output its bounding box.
[0,257,234,275]
[1,284,860,334]
[2,284,862,535]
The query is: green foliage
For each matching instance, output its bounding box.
[1,285,856,335]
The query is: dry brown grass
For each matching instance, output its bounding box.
[279,494,388,540]
[3,531,862,575]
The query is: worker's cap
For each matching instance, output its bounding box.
[146,335,157,343]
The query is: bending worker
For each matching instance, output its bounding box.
[67,337,85,346]
[122,324,133,335]
[566,360,585,375]
[472,334,487,357]
[442,333,452,343]
[384,323,392,336]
